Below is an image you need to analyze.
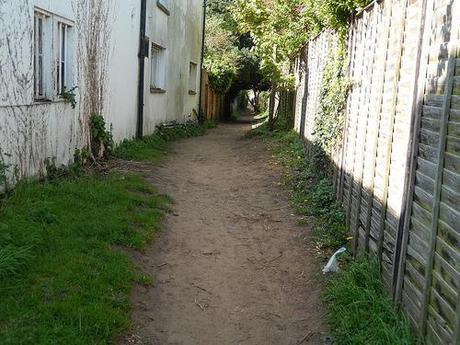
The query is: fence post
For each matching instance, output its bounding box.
[268,88,276,131]
[299,48,309,140]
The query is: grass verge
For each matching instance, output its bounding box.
[247,122,415,345]
[114,120,216,162]
[324,256,416,344]
[0,120,217,344]
[0,172,170,344]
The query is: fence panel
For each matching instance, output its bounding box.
[295,31,337,144]
[293,0,460,342]
[399,0,460,341]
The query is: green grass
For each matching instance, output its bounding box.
[324,256,416,345]
[0,173,170,344]
[248,122,416,344]
[114,121,216,162]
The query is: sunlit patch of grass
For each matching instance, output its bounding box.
[0,173,170,344]
[324,256,416,345]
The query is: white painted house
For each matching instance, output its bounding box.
[0,0,204,184]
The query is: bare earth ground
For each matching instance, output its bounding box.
[121,122,328,345]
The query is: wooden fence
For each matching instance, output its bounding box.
[294,0,460,343]
[201,70,224,121]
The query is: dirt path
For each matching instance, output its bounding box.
[122,122,328,345]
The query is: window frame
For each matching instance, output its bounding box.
[33,8,75,103]
[150,43,166,93]
[33,10,49,100]
[188,62,198,95]
[56,21,72,95]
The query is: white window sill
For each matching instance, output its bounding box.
[33,97,72,105]
[151,87,166,94]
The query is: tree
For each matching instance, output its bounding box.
[231,0,370,89]
[204,0,269,104]
[203,15,240,94]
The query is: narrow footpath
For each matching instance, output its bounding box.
[122,122,327,345]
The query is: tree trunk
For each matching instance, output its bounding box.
[253,90,260,113]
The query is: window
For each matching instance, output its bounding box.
[151,44,166,92]
[33,9,74,102]
[57,22,72,95]
[188,62,198,94]
[157,0,170,15]
[34,11,48,99]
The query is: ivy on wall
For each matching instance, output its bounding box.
[313,42,349,157]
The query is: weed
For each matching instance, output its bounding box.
[135,274,154,287]
[60,86,78,109]
[0,160,9,192]
[90,113,114,158]
[0,173,170,344]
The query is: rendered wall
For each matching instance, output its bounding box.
[144,0,203,133]
[0,0,204,184]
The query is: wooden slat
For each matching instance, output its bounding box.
[361,0,395,255]
[352,8,380,254]
[376,0,408,269]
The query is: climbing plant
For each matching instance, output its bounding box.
[75,0,113,160]
[0,152,10,193]
[313,43,349,156]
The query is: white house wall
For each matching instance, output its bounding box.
[0,0,81,182]
[144,0,203,133]
[105,0,140,143]
[0,0,203,184]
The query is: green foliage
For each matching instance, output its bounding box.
[258,91,270,114]
[114,121,216,162]
[0,173,170,343]
[0,157,10,192]
[231,0,371,87]
[204,13,240,94]
[237,90,248,109]
[90,113,114,158]
[60,86,78,109]
[313,44,349,157]
[205,1,268,95]
[324,256,416,344]
[308,0,370,34]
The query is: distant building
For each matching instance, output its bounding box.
[0,0,204,183]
